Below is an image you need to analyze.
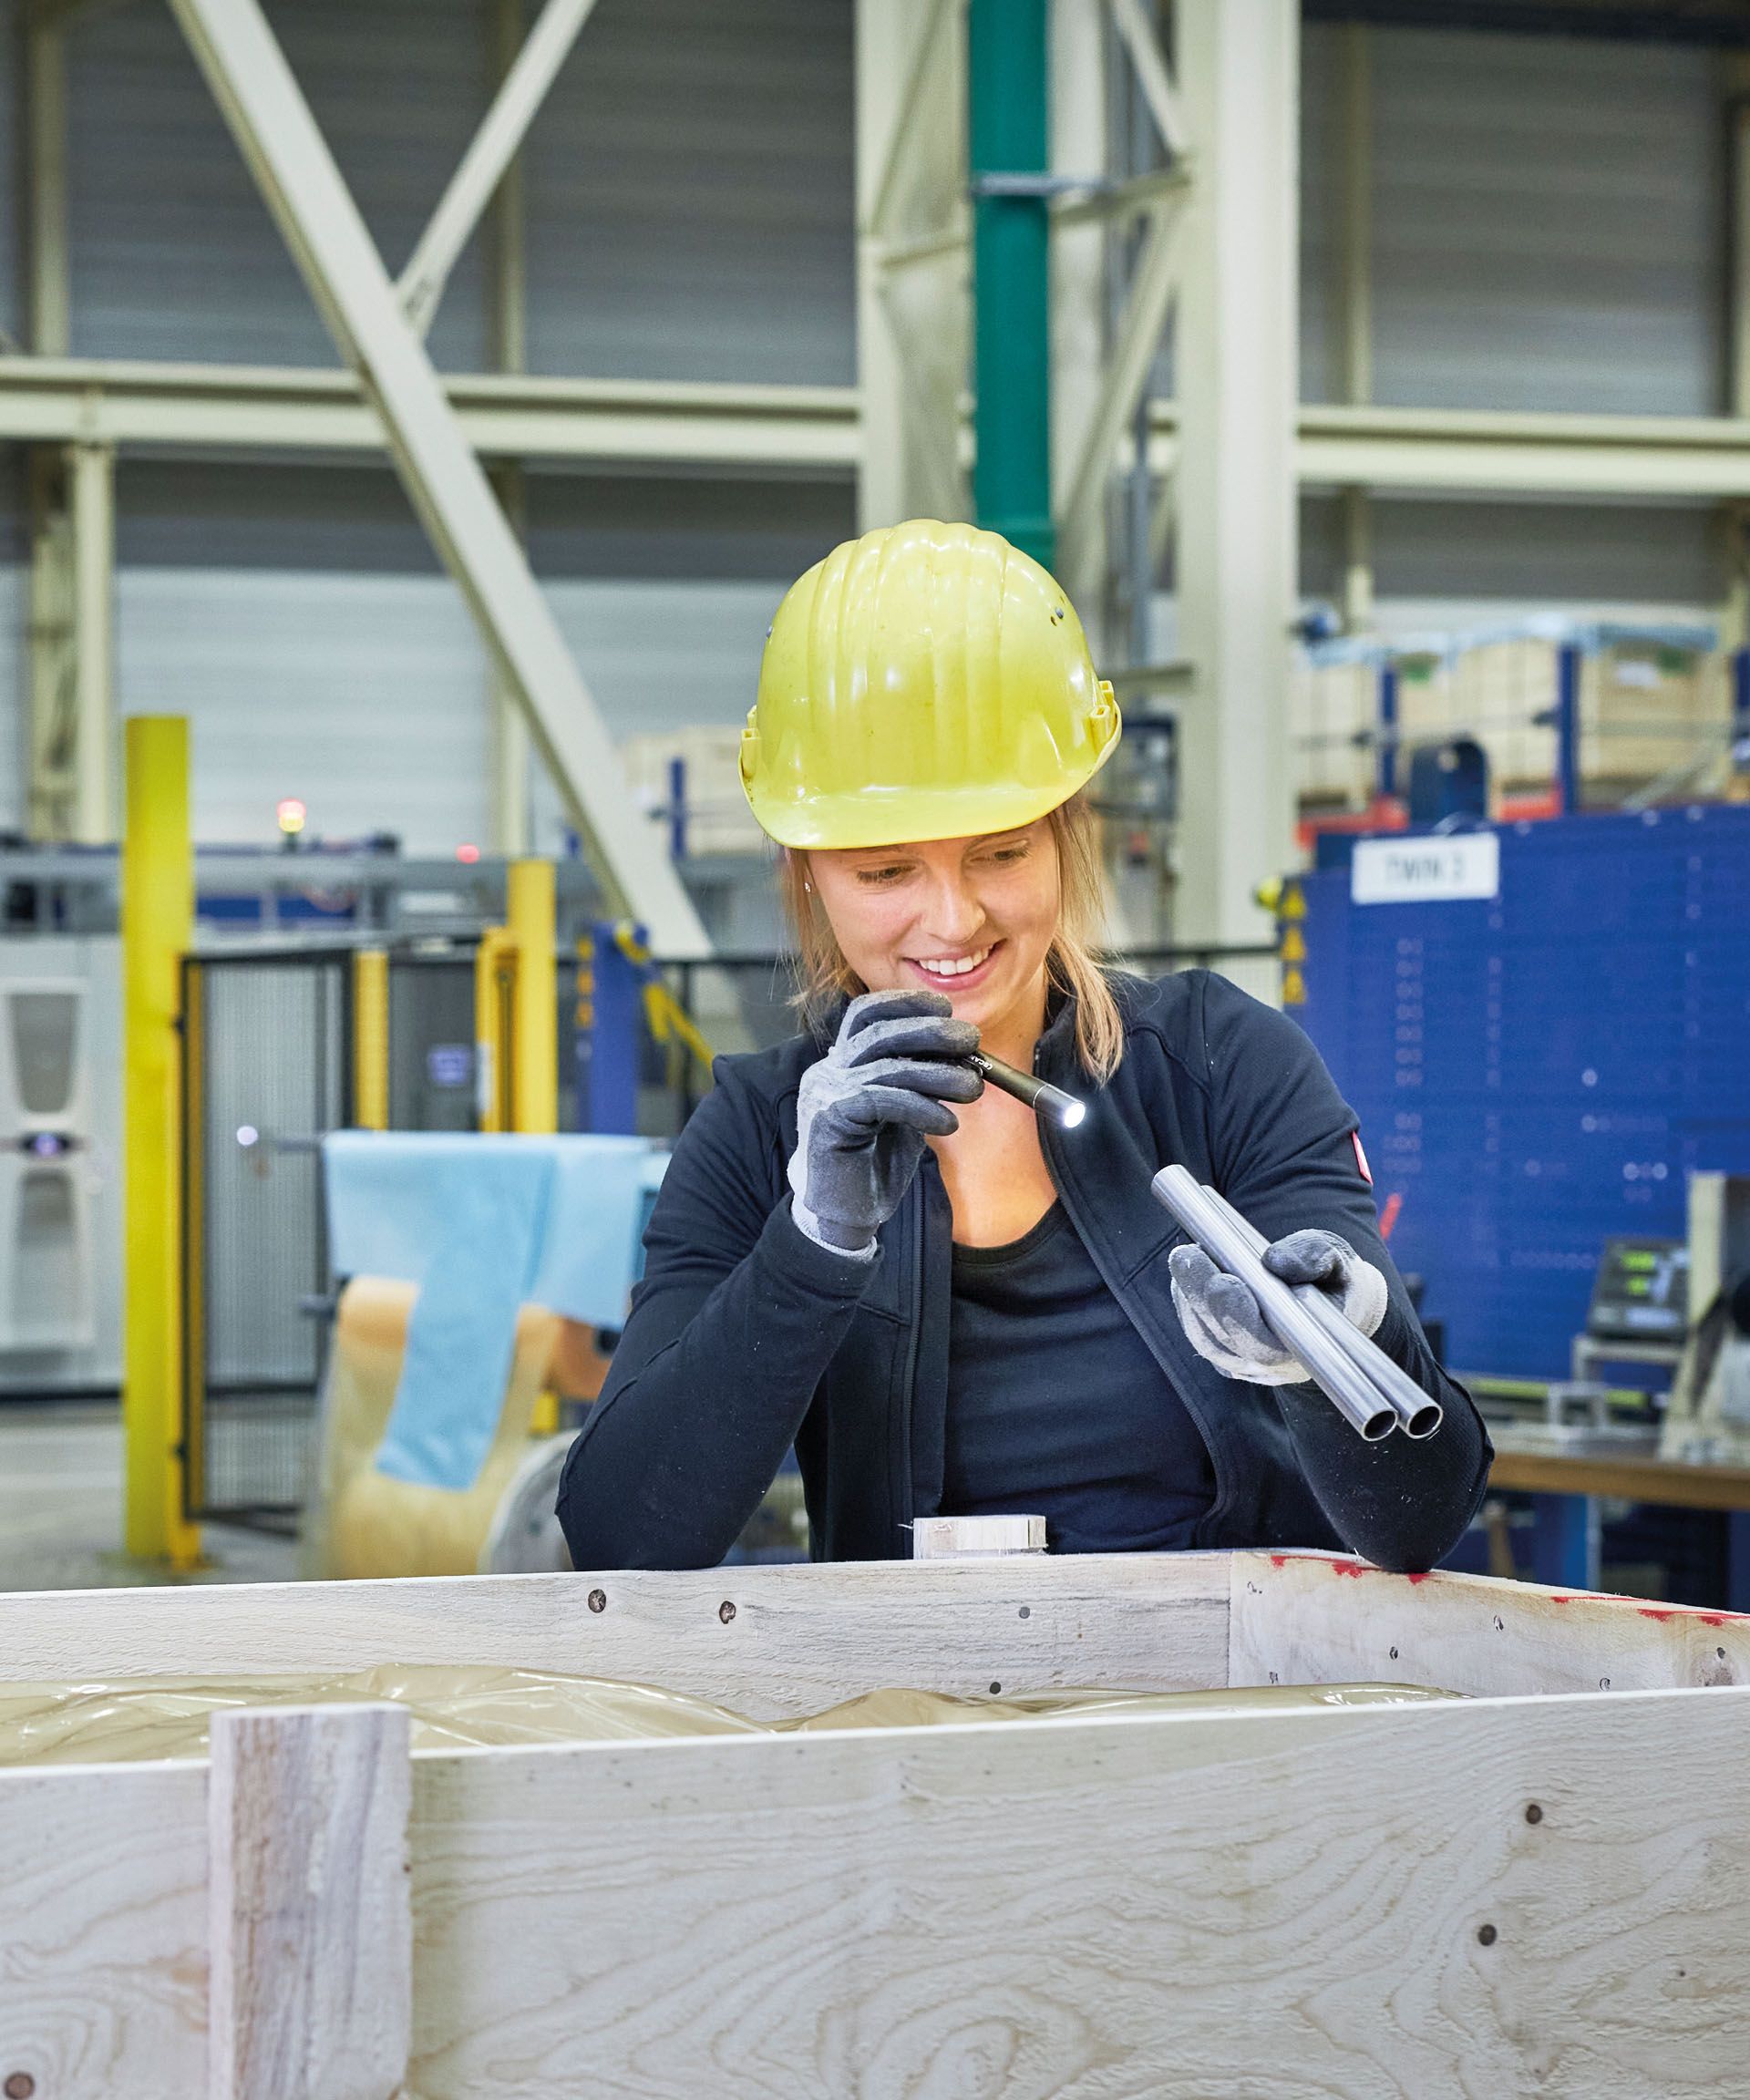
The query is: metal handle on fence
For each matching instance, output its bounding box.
[1151,1165,1441,1444]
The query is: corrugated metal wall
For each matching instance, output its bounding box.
[0,5,1739,850]
[1301,25,1726,413]
[110,460,852,853]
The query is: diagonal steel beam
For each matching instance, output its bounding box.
[1056,197,1185,603]
[167,0,709,955]
[397,0,599,339]
[1107,0,1188,161]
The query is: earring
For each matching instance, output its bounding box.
[803,880,813,894]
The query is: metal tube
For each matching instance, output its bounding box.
[1150,1165,1395,1442]
[967,1050,1086,1130]
[1208,1187,1443,1440]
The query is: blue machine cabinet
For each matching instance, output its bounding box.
[1296,808,1750,1380]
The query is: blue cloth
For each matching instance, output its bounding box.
[943,1202,1215,1553]
[323,1133,665,1492]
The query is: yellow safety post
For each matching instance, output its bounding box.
[507,860,558,1137]
[473,925,517,1134]
[353,947,390,1130]
[506,860,560,1431]
[121,716,201,1568]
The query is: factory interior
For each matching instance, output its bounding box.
[4,0,1750,2092]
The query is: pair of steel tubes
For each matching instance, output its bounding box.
[1151,1165,1443,1444]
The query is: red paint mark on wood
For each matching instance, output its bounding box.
[1549,1595,1574,1605]
[1637,1608,1680,1623]
[1405,1570,1434,1584]
[1329,1560,1370,1579]
[1270,1554,1290,1569]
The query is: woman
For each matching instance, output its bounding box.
[557,520,1488,1572]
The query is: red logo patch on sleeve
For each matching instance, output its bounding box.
[1352,1131,1373,1185]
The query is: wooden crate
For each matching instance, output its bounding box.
[1,1549,1747,2098]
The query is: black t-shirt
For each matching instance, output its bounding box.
[942,1201,1216,1553]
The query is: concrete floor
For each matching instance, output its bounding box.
[0,1404,301,1590]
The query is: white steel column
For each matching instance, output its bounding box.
[26,10,71,358]
[489,0,530,857]
[855,0,916,530]
[1721,54,1750,650]
[1171,0,1298,947]
[1050,0,1108,632]
[855,0,967,531]
[69,440,116,842]
[25,7,75,839]
[168,0,708,953]
[1338,20,1374,633]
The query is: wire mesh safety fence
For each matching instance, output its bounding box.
[180,950,351,1529]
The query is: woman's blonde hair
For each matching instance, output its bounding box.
[778,791,1126,1081]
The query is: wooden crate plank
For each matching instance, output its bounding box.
[1229,1551,1750,1696]
[0,1557,1231,1718]
[406,1686,1750,2098]
[0,1760,206,2100]
[209,1704,411,2100]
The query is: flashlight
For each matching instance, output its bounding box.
[966,1049,1086,1130]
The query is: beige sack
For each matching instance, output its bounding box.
[305,1277,561,1581]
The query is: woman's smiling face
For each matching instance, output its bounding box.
[804,819,1062,1040]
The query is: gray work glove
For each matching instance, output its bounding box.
[1168,1228,1389,1386]
[788,989,983,1259]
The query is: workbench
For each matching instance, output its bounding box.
[1488,1437,1750,1605]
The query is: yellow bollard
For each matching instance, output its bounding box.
[506,860,557,1138]
[352,948,390,1130]
[506,860,559,1432]
[121,717,201,1569]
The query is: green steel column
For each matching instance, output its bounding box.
[969,0,1053,569]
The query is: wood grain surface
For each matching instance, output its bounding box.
[0,1559,1745,2096]
[0,1555,1232,1717]
[209,1704,410,2100]
[406,1684,1750,2098]
[0,1759,205,2100]
[1228,1550,1750,1696]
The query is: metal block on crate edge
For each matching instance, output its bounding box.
[911,1515,1048,1560]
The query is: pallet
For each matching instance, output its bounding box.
[0,1549,1745,2098]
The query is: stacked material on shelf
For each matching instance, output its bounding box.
[1293,618,1726,809]
[620,725,770,854]
[0,1665,1459,1765]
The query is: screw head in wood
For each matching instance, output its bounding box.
[587,1589,607,1613]
[719,1601,736,1623]
[6,2072,36,2098]
[1477,1924,1498,1947]
[1525,1804,1543,1825]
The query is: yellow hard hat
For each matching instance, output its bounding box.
[739,518,1120,849]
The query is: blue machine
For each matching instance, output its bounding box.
[1297,807,1750,1379]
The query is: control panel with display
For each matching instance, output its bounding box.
[1586,1237,1690,1343]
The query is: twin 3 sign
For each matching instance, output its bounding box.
[1350,833,1500,906]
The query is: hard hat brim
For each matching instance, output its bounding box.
[747,710,1122,851]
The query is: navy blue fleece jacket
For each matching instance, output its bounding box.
[557,970,1491,1571]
